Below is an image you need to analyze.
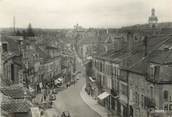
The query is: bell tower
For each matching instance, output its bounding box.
[148,8,158,28]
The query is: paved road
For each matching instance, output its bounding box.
[53,60,100,117]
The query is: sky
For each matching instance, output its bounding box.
[0,0,172,28]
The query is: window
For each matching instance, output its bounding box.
[150,86,153,99]
[150,64,155,78]
[169,104,172,110]
[2,43,8,52]
[121,84,127,96]
[11,64,14,82]
[164,90,168,101]
[141,95,144,108]
[135,92,139,106]
[164,104,168,110]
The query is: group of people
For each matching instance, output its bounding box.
[66,80,76,88]
[66,82,71,88]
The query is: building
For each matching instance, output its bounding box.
[85,24,172,117]
[1,35,23,86]
[148,8,158,28]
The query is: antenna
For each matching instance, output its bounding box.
[13,16,16,33]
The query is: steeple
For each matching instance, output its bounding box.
[151,8,155,16]
[148,8,158,28]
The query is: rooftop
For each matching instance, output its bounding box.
[0,85,33,99]
[1,99,32,113]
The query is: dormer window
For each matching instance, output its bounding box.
[150,64,155,78]
[150,64,160,81]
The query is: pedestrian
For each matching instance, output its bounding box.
[44,95,46,101]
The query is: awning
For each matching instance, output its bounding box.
[58,78,63,82]
[89,77,95,82]
[97,92,110,100]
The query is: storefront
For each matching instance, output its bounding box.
[97,92,111,110]
[110,95,119,112]
[119,100,128,117]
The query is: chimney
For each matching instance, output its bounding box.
[144,36,148,56]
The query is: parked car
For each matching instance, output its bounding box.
[61,111,71,117]
[49,94,56,101]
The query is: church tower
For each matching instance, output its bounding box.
[148,8,158,28]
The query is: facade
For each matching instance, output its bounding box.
[85,22,172,117]
[1,36,23,86]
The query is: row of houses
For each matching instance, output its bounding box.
[85,27,172,117]
[0,33,75,117]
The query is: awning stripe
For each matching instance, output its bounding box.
[97,92,110,100]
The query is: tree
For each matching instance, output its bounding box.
[26,23,35,37]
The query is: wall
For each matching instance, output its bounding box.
[128,72,149,117]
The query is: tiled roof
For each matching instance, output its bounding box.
[159,66,172,82]
[35,46,50,59]
[0,85,32,99]
[2,36,21,55]
[128,59,148,75]
[149,38,172,64]
[1,99,31,113]
[78,31,99,45]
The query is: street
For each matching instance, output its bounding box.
[54,77,100,117]
[53,58,100,117]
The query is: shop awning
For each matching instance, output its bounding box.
[97,92,110,100]
[89,77,95,82]
[58,78,63,82]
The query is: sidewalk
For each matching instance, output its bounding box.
[41,108,60,117]
[80,84,118,117]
